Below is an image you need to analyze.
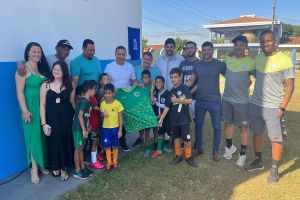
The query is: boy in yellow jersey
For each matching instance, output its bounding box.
[222,35,255,167]
[246,30,295,183]
[100,83,124,170]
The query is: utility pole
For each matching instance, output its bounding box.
[271,0,276,31]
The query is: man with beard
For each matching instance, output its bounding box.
[70,39,102,88]
[180,41,199,121]
[155,38,185,90]
[186,41,226,161]
[246,30,294,183]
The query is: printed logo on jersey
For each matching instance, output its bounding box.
[134,91,140,97]
[161,98,165,104]
[242,64,247,70]
[177,91,182,96]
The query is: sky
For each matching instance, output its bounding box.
[142,0,300,45]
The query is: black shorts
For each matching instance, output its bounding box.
[172,124,190,141]
[88,129,100,141]
[158,122,171,136]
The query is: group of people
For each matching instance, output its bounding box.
[15,29,294,185]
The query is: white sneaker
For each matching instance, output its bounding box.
[223,145,236,160]
[236,154,247,167]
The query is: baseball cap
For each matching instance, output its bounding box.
[232,35,248,45]
[56,39,73,49]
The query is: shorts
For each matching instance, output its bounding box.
[172,124,190,141]
[73,131,86,149]
[249,103,283,142]
[158,121,171,136]
[102,127,119,148]
[88,129,100,142]
[189,100,196,119]
[222,100,249,126]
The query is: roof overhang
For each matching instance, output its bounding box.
[203,21,280,29]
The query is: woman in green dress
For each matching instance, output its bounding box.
[15,42,50,183]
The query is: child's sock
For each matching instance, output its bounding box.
[175,145,182,157]
[113,148,118,164]
[91,151,97,163]
[185,147,192,159]
[157,137,164,151]
[105,149,112,165]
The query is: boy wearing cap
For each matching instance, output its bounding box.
[47,39,73,69]
[222,35,255,167]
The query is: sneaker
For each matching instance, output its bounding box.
[150,150,162,158]
[144,148,151,158]
[213,151,220,162]
[90,162,105,169]
[73,170,88,180]
[113,162,120,170]
[267,165,279,183]
[162,146,173,153]
[246,159,265,171]
[133,138,144,147]
[223,145,237,160]
[236,155,247,167]
[97,153,104,162]
[186,157,198,168]
[82,167,94,177]
[169,156,183,165]
[192,149,203,157]
[120,143,130,152]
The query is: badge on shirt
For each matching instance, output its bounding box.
[242,64,247,70]
[161,98,165,104]
[134,91,140,97]
[177,91,182,96]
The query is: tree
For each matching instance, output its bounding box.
[174,37,188,54]
[142,37,148,50]
[282,23,300,37]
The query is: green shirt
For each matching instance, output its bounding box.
[115,85,158,133]
[70,54,102,86]
[72,97,92,133]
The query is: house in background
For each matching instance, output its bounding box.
[203,14,300,67]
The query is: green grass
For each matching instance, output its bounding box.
[61,72,300,200]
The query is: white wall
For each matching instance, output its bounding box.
[0,0,141,61]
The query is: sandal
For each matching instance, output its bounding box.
[39,167,50,175]
[52,170,61,177]
[30,168,39,184]
[60,170,69,181]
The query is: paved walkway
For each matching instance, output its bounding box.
[0,133,140,200]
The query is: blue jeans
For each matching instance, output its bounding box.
[195,100,222,152]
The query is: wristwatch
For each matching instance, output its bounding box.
[279,106,286,112]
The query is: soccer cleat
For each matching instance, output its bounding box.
[73,170,88,180]
[143,148,151,158]
[185,157,198,168]
[236,155,247,167]
[113,162,120,170]
[106,163,112,171]
[150,150,162,158]
[90,162,105,169]
[246,159,265,171]
[223,145,237,160]
[169,156,183,165]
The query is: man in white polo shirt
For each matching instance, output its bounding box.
[105,46,138,151]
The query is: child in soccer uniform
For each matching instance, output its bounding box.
[88,80,104,169]
[73,81,96,179]
[159,68,197,167]
[100,83,124,170]
[136,69,157,157]
[150,76,172,158]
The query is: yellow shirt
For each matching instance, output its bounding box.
[100,100,124,128]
